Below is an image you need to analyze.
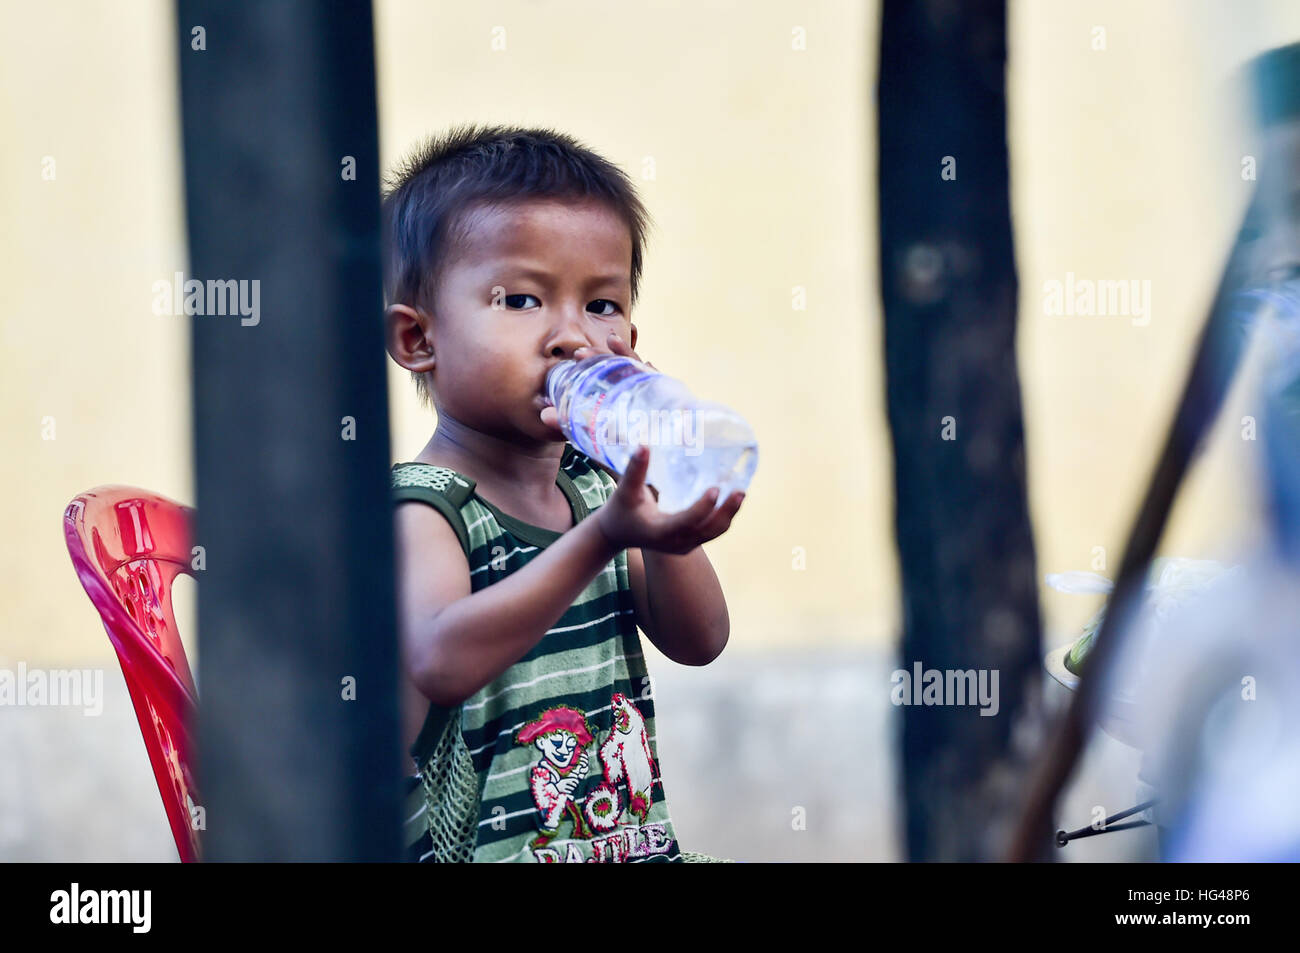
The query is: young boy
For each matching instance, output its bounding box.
[381,125,746,863]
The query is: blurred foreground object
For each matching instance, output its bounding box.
[1006,39,1300,862]
[1045,559,1242,684]
[1099,247,1300,861]
[178,0,401,859]
[1041,559,1239,853]
[1105,556,1300,861]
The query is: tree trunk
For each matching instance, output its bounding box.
[878,0,1047,861]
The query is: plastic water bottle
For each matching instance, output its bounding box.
[546,354,758,513]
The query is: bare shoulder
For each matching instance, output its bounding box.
[393,502,470,665]
[393,501,472,610]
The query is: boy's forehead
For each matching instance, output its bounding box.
[454,199,632,275]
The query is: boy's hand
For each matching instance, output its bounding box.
[584,330,658,373]
[595,443,744,555]
[539,329,746,550]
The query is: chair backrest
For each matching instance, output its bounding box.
[63,486,201,862]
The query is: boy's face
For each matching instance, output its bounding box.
[405,197,637,444]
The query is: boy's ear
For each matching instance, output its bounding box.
[629,322,638,352]
[385,303,436,374]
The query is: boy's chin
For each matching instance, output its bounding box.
[524,417,568,443]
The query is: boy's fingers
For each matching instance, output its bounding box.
[697,491,744,537]
[620,444,650,490]
[667,486,720,529]
[606,333,645,364]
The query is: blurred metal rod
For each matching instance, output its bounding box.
[1055,799,1158,847]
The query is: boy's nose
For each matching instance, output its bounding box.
[546,318,597,358]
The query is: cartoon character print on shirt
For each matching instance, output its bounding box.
[516,692,671,862]
[515,706,595,849]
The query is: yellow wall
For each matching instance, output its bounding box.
[1,0,191,670]
[5,0,1300,669]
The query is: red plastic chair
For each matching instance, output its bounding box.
[63,486,202,862]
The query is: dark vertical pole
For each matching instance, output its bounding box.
[878,0,1045,860]
[178,1,400,859]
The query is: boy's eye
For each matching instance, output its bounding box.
[588,299,620,317]
[504,293,540,309]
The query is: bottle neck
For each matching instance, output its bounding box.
[547,353,648,406]
[546,360,586,407]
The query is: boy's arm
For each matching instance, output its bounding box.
[626,544,730,666]
[395,500,620,707]
[553,332,740,666]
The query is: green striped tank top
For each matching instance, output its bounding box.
[392,442,687,863]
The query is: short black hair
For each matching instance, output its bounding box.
[381,124,653,407]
